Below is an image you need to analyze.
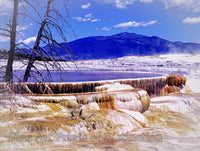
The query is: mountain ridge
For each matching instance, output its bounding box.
[13,32,200,61]
[57,32,200,60]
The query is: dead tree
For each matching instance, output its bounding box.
[23,0,52,82]
[4,0,19,82]
[0,0,75,83]
[22,0,75,82]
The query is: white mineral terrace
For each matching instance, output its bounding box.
[0,73,185,97]
[0,54,200,150]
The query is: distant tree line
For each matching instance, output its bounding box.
[0,49,66,61]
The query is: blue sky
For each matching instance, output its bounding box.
[1,0,200,50]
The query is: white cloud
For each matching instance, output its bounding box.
[142,20,158,26]
[95,0,200,12]
[101,27,112,31]
[95,0,154,9]
[73,13,100,22]
[73,13,92,22]
[73,16,90,22]
[18,37,36,45]
[114,20,158,28]
[162,0,200,12]
[85,13,92,18]
[0,35,9,42]
[140,0,154,3]
[0,12,8,17]
[183,16,200,24]
[115,0,136,8]
[91,18,101,22]
[0,0,13,15]
[0,0,25,16]
[81,3,91,9]
[17,23,33,31]
[95,0,136,9]
[17,32,25,38]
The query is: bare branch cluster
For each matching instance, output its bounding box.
[0,0,76,83]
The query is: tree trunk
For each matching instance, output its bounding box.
[5,0,19,82]
[23,0,52,82]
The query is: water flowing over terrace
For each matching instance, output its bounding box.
[1,55,200,150]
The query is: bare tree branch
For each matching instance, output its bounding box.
[1,0,76,82]
[0,33,10,37]
[22,0,42,21]
[18,13,41,24]
[0,28,10,33]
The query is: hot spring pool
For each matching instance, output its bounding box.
[13,70,163,82]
